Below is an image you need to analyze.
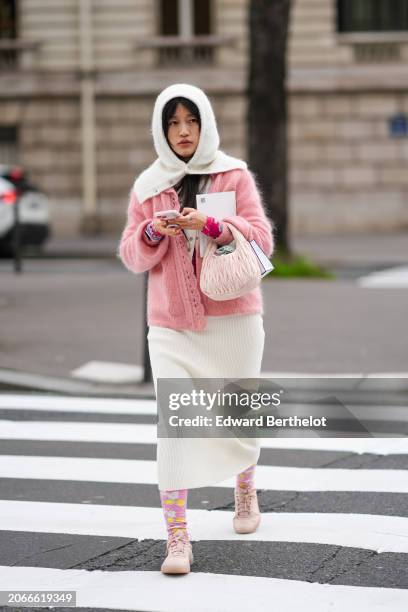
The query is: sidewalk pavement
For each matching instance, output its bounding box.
[0,231,407,397]
[292,232,408,266]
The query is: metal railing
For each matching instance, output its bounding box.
[135,34,236,67]
[337,31,408,63]
[0,39,43,72]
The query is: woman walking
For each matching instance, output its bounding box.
[118,83,274,575]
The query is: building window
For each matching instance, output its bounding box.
[0,125,19,164]
[0,0,16,38]
[0,0,17,69]
[160,0,179,36]
[158,0,213,65]
[337,0,408,33]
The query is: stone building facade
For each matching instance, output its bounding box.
[0,0,408,236]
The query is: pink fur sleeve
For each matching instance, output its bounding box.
[117,190,170,273]
[213,169,274,257]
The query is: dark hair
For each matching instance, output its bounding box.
[162,96,202,211]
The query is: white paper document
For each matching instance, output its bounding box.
[196,191,236,256]
[249,239,275,277]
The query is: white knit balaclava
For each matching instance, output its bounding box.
[152,82,220,170]
[133,83,247,203]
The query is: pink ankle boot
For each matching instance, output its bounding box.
[233,487,261,534]
[161,530,194,574]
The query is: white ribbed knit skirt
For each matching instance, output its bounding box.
[147,313,265,490]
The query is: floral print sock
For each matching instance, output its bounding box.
[159,488,189,540]
[236,463,256,491]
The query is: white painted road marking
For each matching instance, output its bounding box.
[1,420,407,452]
[0,454,407,492]
[357,266,408,288]
[0,566,407,612]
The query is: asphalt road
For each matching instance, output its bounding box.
[0,258,407,383]
[0,392,407,611]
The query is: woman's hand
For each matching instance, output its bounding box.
[176,207,207,231]
[152,217,182,237]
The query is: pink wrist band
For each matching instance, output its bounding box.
[202,216,222,239]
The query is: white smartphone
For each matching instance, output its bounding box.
[154,210,181,220]
[154,209,182,229]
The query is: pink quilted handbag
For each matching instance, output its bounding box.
[199,222,261,300]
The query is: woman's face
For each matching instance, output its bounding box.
[166,103,200,160]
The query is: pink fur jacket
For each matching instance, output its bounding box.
[117,167,274,331]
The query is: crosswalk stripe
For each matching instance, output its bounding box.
[257,437,408,453]
[0,394,156,415]
[1,500,407,552]
[1,420,407,453]
[357,266,408,288]
[1,455,407,492]
[0,420,157,443]
[0,566,407,612]
[2,394,408,423]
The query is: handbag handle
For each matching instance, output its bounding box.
[203,221,244,258]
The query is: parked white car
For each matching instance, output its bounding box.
[0,165,50,256]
